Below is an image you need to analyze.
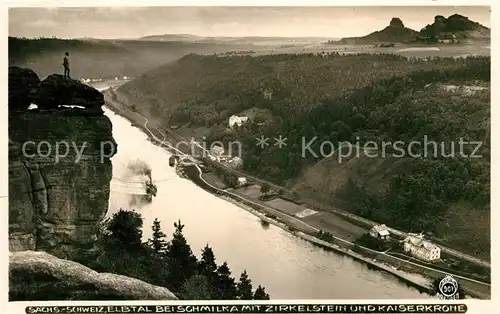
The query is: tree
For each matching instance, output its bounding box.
[199,244,218,275]
[215,262,238,299]
[81,209,171,288]
[260,183,271,195]
[253,285,270,300]
[148,218,167,255]
[165,220,198,292]
[181,273,212,300]
[223,174,238,188]
[106,209,143,247]
[236,270,254,300]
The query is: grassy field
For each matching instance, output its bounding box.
[302,212,367,241]
[265,198,307,216]
[230,182,369,241]
[201,172,228,190]
[233,185,262,199]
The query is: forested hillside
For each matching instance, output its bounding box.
[120,53,490,258]
[120,53,480,127]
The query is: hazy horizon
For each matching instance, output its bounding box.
[9,6,490,39]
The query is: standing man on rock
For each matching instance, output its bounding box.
[63,52,70,79]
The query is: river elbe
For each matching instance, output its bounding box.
[104,107,427,299]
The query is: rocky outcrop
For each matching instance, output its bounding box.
[389,17,404,28]
[9,67,117,259]
[340,17,419,44]
[34,74,105,113]
[10,251,178,300]
[420,14,490,40]
[8,66,40,112]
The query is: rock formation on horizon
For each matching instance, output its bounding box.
[339,17,419,44]
[339,14,489,44]
[420,14,490,41]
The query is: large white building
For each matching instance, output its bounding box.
[229,115,249,129]
[402,234,441,262]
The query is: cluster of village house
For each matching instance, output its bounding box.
[369,224,441,262]
[209,141,248,188]
[205,114,251,187]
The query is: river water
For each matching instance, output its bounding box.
[104,106,427,300]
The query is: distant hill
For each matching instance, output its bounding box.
[140,34,338,46]
[339,18,419,44]
[8,37,255,79]
[140,34,205,42]
[420,14,490,42]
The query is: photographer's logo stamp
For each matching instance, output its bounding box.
[437,275,460,299]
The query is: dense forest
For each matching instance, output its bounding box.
[120,53,481,127]
[77,209,270,300]
[120,53,490,258]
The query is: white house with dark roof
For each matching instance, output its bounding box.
[237,177,248,187]
[210,145,224,157]
[229,115,249,128]
[369,224,390,240]
[402,233,441,262]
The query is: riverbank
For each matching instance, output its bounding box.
[103,88,490,300]
[216,193,433,296]
[182,164,493,299]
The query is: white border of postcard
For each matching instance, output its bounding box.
[1,1,497,314]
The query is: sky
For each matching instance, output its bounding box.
[9,6,491,39]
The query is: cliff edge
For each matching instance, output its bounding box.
[10,251,178,300]
[9,67,178,300]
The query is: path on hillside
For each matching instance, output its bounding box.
[104,88,491,271]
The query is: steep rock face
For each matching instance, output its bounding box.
[9,68,117,259]
[10,251,177,300]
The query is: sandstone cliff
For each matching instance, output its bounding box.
[9,67,178,300]
[9,67,117,259]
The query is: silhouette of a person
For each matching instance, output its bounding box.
[63,52,70,78]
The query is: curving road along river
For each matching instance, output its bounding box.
[103,106,429,300]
